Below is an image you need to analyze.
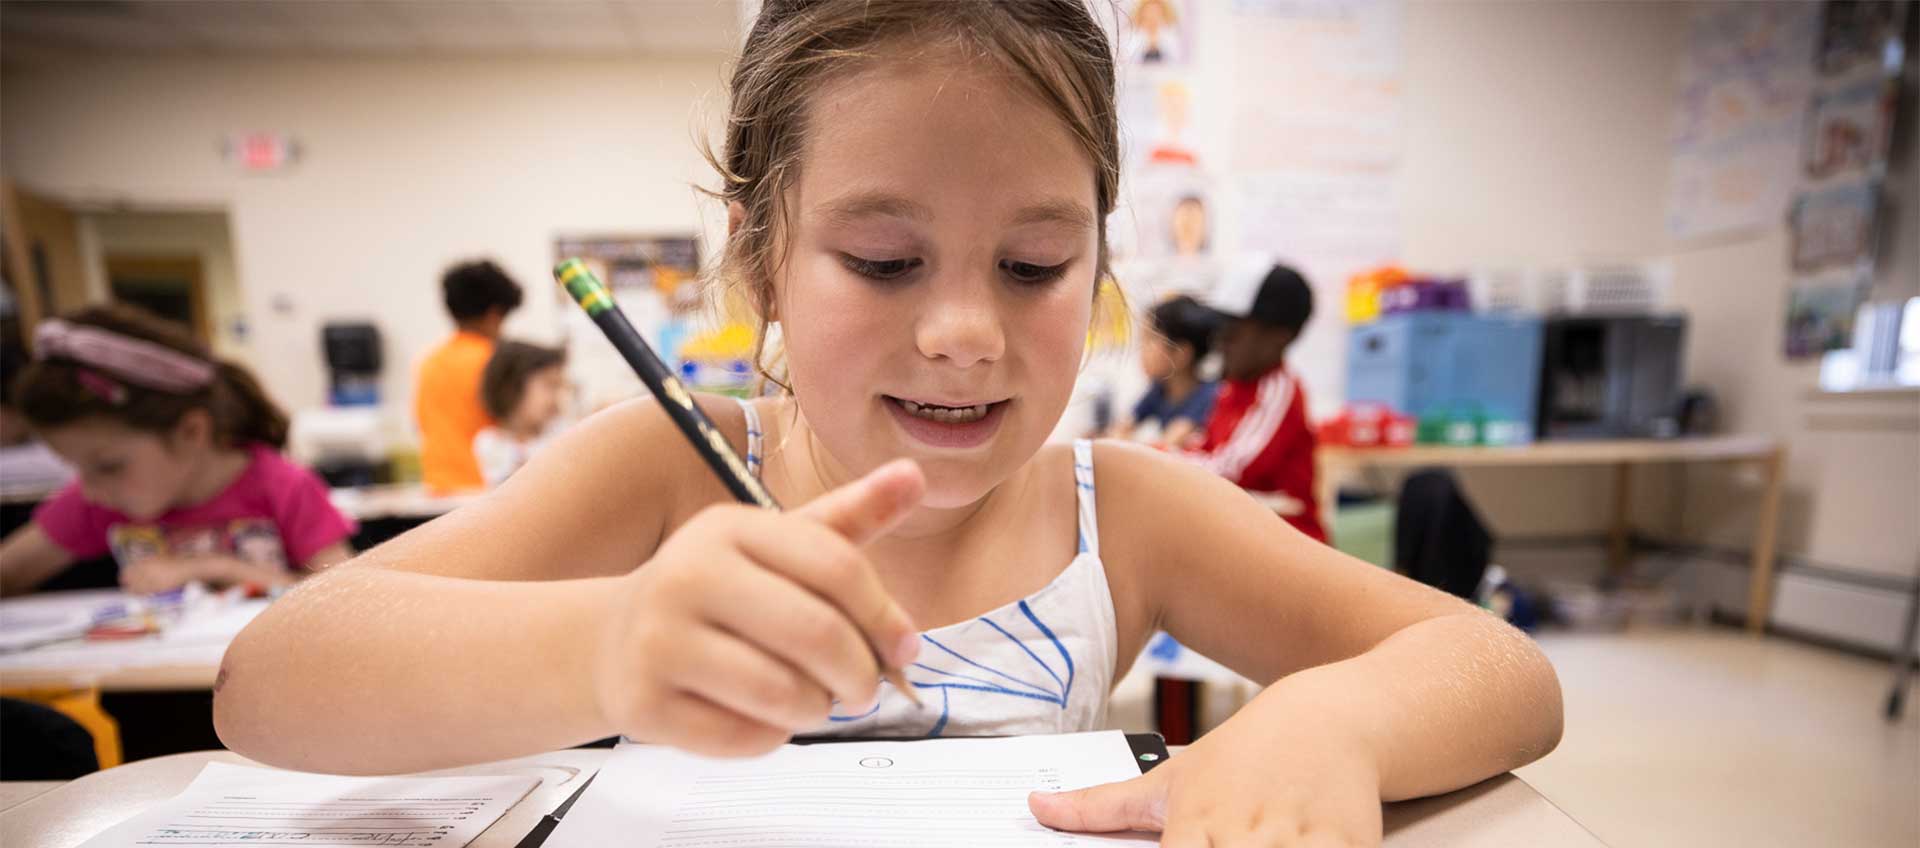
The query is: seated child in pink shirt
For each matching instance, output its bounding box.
[0,305,356,596]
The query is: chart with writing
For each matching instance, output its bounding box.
[77,763,538,848]
[550,731,1155,847]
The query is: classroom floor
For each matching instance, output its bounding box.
[1518,628,1920,848]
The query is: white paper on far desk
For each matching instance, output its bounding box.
[77,762,538,847]
[547,730,1155,846]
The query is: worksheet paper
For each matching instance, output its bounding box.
[78,762,538,847]
[547,730,1156,846]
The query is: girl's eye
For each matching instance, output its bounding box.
[840,254,921,281]
[1001,259,1070,285]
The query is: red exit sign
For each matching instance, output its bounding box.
[224,133,300,173]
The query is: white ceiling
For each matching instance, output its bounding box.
[0,0,741,65]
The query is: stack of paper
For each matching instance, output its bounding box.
[78,762,538,847]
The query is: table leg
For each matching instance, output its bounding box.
[1316,456,1340,536]
[1607,462,1633,584]
[1886,567,1919,720]
[1746,448,1786,636]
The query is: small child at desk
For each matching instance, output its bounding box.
[0,305,357,597]
[471,340,569,487]
[217,2,1562,845]
[1193,263,1330,544]
[1104,295,1220,450]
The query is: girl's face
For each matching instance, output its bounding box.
[1140,331,1175,381]
[1171,198,1206,256]
[41,416,208,520]
[774,48,1100,509]
[511,364,568,434]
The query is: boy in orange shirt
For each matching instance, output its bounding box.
[415,260,523,493]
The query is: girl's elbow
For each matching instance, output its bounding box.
[1515,635,1566,766]
[211,630,301,769]
[210,645,268,763]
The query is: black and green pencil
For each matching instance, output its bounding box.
[553,257,922,710]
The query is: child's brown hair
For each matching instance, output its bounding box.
[703,0,1123,390]
[480,340,567,423]
[16,303,290,449]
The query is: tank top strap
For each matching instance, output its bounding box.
[1072,439,1098,557]
[735,398,764,479]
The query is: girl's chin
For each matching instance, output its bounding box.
[904,458,1014,510]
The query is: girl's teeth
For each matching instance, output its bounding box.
[898,399,989,423]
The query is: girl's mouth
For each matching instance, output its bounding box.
[883,396,1010,449]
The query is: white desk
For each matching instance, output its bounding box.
[330,483,483,522]
[0,590,264,692]
[0,748,1604,847]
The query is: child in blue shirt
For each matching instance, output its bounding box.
[1113,295,1220,449]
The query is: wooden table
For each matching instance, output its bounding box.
[1318,435,1785,633]
[0,749,1605,847]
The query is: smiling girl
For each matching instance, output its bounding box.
[215,2,1561,843]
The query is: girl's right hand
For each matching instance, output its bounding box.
[591,459,927,757]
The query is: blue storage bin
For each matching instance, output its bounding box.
[1346,313,1543,442]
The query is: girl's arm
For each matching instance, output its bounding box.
[0,524,76,596]
[121,554,295,594]
[1033,443,1561,841]
[215,399,922,775]
[1154,417,1197,450]
[120,541,354,594]
[301,541,354,570]
[215,400,698,771]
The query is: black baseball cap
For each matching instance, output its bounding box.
[1205,260,1314,333]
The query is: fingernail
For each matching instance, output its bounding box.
[895,631,922,666]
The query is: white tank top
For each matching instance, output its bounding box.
[736,400,1120,738]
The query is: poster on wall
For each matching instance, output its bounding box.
[1225,0,1401,175]
[1804,79,1899,179]
[1665,1,1819,242]
[550,235,754,407]
[1784,271,1870,359]
[1121,76,1208,172]
[1788,180,1880,271]
[1112,170,1221,299]
[1124,0,1196,68]
[1816,0,1910,77]
[1221,0,1404,419]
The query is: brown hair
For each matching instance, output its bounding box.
[702,0,1123,391]
[480,340,567,422]
[16,303,290,449]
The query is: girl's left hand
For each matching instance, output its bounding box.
[1028,723,1384,847]
[120,557,193,595]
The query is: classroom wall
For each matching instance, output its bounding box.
[1,54,730,444]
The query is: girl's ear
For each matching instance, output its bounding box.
[168,408,215,453]
[728,200,777,324]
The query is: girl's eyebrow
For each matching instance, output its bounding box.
[816,191,934,226]
[1010,198,1094,232]
[813,191,1093,232]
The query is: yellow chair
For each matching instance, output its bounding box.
[1,685,123,769]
